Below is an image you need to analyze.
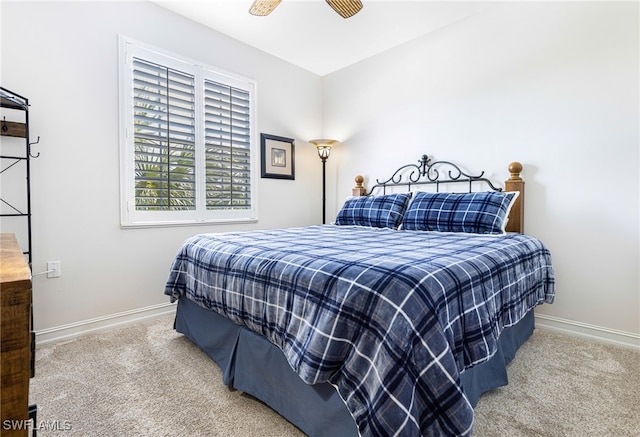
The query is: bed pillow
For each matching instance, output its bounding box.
[335,192,413,229]
[401,190,519,234]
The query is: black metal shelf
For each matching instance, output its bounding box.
[1,86,36,266]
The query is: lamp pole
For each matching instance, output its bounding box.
[321,154,327,224]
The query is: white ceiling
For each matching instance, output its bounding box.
[152,1,494,76]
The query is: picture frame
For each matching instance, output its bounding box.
[260,133,295,180]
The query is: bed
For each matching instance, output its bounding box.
[164,155,555,437]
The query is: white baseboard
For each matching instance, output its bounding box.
[35,302,177,345]
[535,313,640,351]
[34,305,639,351]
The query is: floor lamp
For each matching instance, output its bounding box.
[309,139,338,224]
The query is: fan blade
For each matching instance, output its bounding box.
[249,0,282,16]
[326,0,363,18]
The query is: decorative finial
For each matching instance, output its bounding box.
[352,175,366,196]
[508,162,523,181]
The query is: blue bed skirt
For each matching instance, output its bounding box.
[174,297,535,437]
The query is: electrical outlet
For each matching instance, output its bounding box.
[47,261,61,278]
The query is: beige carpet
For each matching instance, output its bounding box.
[29,314,639,436]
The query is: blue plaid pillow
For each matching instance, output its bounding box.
[401,191,519,234]
[335,193,413,229]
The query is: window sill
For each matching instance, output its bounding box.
[120,218,259,229]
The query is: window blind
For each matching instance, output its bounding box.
[132,58,196,211]
[204,79,252,210]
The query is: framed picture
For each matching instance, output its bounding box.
[260,133,295,180]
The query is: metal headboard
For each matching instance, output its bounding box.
[360,154,502,196]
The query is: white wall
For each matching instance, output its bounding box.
[1,1,324,334]
[324,2,639,343]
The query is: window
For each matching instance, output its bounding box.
[119,37,257,227]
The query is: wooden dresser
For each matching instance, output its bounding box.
[1,233,32,436]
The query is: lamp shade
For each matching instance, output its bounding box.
[310,139,338,160]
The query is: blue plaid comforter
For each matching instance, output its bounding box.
[165,225,555,436]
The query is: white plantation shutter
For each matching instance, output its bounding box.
[133,58,197,211]
[120,38,257,227]
[204,79,252,210]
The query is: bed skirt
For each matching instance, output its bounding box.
[174,297,535,437]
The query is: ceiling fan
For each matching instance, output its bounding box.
[249,0,363,19]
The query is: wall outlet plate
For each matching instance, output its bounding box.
[47,261,61,278]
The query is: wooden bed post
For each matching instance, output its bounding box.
[352,175,366,196]
[505,162,524,234]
